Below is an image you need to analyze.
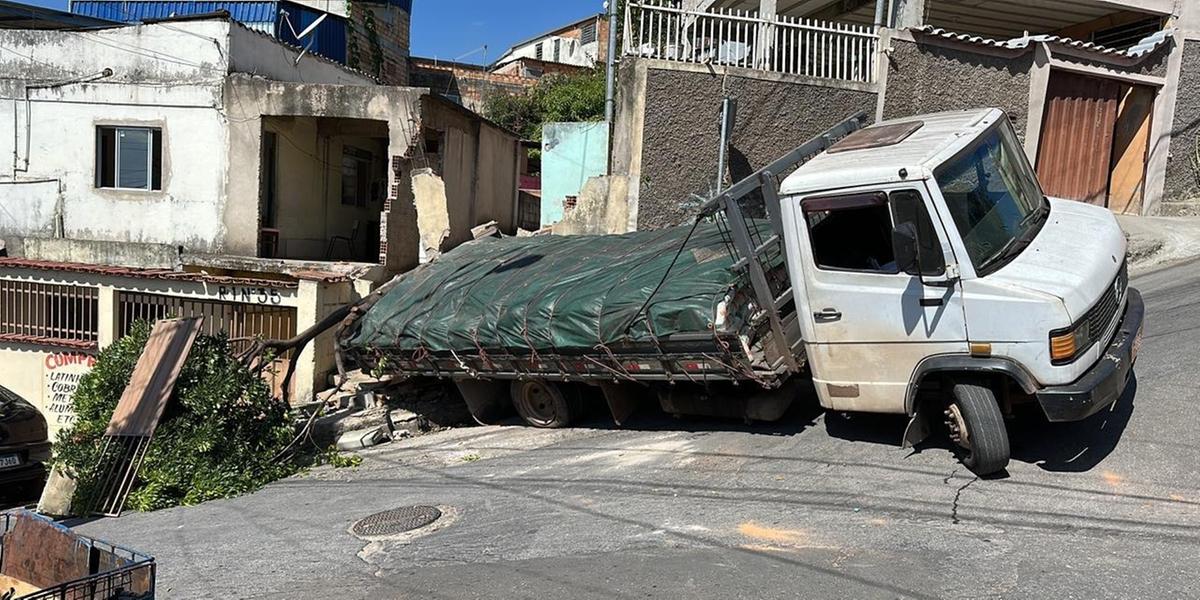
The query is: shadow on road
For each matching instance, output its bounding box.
[1010,375,1137,473]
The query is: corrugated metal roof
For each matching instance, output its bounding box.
[277,0,346,63]
[915,26,1174,60]
[70,1,352,63]
[71,0,276,29]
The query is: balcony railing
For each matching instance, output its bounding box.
[624,0,879,84]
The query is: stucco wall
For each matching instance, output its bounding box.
[0,81,229,252]
[541,122,610,226]
[262,116,387,260]
[228,22,375,86]
[636,63,877,230]
[882,38,1034,139]
[223,76,425,263]
[0,345,92,441]
[475,123,519,232]
[1164,40,1200,204]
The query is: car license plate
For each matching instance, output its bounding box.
[0,454,20,469]
[1131,323,1144,362]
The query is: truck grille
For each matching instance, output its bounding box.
[1085,261,1127,345]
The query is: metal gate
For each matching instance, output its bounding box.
[1036,70,1122,206]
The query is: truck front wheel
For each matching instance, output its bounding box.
[511,379,574,428]
[947,382,1010,475]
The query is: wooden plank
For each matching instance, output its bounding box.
[105,317,203,437]
[0,512,90,590]
[1036,70,1121,206]
[1108,84,1154,215]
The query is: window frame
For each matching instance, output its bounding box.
[801,191,901,276]
[95,125,163,192]
[341,145,373,207]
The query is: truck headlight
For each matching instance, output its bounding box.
[1049,323,1092,364]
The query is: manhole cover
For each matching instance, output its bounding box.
[352,505,442,537]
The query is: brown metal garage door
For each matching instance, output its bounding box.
[1036,71,1122,205]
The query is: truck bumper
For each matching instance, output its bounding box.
[1036,288,1144,422]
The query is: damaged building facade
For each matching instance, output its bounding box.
[586,0,1200,234]
[0,16,521,430]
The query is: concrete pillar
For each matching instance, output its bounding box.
[892,0,926,30]
[757,0,778,70]
[294,279,322,404]
[97,285,119,348]
[1022,42,1053,163]
[1142,0,1199,214]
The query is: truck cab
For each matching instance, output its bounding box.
[778,108,1144,474]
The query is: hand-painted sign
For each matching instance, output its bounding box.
[41,353,95,435]
[217,286,284,305]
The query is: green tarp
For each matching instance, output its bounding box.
[345,221,767,356]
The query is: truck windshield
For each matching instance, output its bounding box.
[935,122,1048,275]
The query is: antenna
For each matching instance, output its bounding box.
[279,9,327,65]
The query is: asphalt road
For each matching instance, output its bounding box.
[74,260,1200,599]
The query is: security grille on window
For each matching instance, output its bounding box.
[342,146,373,206]
[553,39,561,62]
[96,126,162,190]
[581,22,597,45]
[535,42,543,60]
[0,280,99,345]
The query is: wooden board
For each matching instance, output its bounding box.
[1036,71,1122,206]
[1108,84,1155,214]
[105,317,203,437]
[0,512,89,591]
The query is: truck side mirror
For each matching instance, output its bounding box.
[892,222,920,275]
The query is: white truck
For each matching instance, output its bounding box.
[343,108,1144,476]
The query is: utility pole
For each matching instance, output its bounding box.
[604,0,619,123]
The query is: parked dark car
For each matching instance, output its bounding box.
[0,384,51,488]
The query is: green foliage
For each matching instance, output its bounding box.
[317,447,364,469]
[484,69,607,146]
[53,322,299,513]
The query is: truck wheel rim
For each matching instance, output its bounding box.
[516,381,557,426]
[945,404,971,450]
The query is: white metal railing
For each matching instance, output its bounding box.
[623,0,878,84]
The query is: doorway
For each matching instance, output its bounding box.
[1035,70,1155,214]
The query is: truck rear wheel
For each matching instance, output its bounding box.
[511,379,573,428]
[947,382,1010,475]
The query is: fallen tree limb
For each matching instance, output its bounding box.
[236,274,408,406]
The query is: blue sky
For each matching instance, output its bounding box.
[17,0,604,65]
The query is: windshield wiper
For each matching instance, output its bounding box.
[1018,201,1049,230]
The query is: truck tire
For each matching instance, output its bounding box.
[510,379,573,428]
[947,382,1010,475]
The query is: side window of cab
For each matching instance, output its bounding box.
[802,189,944,275]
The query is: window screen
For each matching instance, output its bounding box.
[96,126,162,191]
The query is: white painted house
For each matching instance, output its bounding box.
[0,16,522,428]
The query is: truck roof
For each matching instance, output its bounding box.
[779,108,1004,197]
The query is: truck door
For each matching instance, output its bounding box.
[782,184,968,413]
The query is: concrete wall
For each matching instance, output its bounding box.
[541,122,610,226]
[1163,40,1200,207]
[0,344,88,441]
[0,20,389,264]
[228,22,374,86]
[222,76,425,265]
[262,117,387,260]
[881,37,1035,138]
[633,60,877,230]
[416,97,519,247]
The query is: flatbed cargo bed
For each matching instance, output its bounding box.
[340,219,804,387]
